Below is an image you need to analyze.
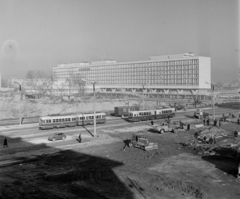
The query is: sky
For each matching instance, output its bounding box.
[0,0,239,82]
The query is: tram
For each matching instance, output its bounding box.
[128,108,175,122]
[39,112,106,130]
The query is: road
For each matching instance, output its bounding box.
[0,107,239,148]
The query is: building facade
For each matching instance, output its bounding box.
[52,53,211,98]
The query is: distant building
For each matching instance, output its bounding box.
[52,53,211,99]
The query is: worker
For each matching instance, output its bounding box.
[3,137,8,148]
[187,124,190,131]
[206,118,210,126]
[229,113,232,122]
[238,118,240,124]
[214,119,217,126]
[167,116,170,123]
[234,130,238,138]
[151,120,154,125]
[222,113,225,122]
[219,120,221,127]
[203,118,206,126]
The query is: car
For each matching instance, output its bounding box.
[48,133,66,142]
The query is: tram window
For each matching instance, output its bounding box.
[102,115,105,118]
[96,115,101,119]
[80,117,84,120]
[89,116,94,119]
[68,118,70,121]
[53,119,56,122]
[72,118,76,121]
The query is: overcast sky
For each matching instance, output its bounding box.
[0,0,239,82]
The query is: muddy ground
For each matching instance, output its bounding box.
[0,123,240,199]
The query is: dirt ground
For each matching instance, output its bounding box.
[0,123,240,199]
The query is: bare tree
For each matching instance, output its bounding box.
[54,80,69,101]
[67,70,86,96]
[25,70,51,96]
[3,100,42,124]
[190,91,202,108]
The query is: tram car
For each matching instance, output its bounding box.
[128,108,175,122]
[39,112,106,130]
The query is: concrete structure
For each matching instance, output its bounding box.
[52,53,211,100]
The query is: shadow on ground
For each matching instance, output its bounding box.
[202,155,239,177]
[0,135,134,199]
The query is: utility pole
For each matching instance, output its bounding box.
[212,83,215,120]
[93,82,96,137]
[82,78,97,137]
[14,82,23,125]
[206,81,215,120]
[142,85,145,110]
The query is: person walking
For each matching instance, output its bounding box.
[78,133,82,143]
[151,120,154,125]
[3,137,8,148]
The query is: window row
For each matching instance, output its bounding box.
[90,60,199,70]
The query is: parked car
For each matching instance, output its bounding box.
[48,133,66,141]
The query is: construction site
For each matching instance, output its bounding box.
[0,104,240,199]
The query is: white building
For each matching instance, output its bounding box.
[52,53,211,98]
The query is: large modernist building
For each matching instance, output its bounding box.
[52,53,211,99]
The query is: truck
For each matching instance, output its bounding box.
[152,122,180,134]
[114,106,139,117]
[194,109,212,119]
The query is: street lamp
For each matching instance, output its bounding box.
[206,81,215,120]
[82,78,97,137]
[14,81,23,125]
[142,84,149,110]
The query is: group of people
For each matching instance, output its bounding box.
[203,118,221,127]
